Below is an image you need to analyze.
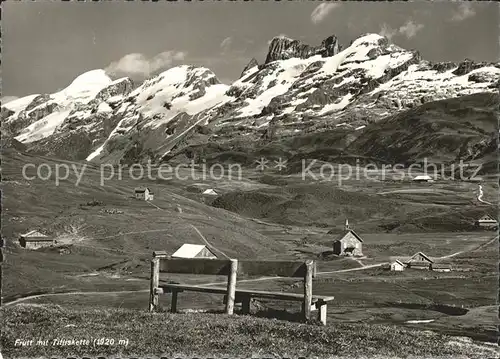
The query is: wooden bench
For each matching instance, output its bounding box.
[148,252,334,325]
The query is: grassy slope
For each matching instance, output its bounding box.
[346,92,499,165]
[2,150,291,298]
[1,305,498,358]
[211,174,497,232]
[2,152,284,255]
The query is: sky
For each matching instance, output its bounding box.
[2,1,499,102]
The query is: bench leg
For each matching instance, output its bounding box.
[225,259,238,315]
[149,289,158,312]
[241,296,251,314]
[318,303,327,326]
[170,291,178,313]
[303,260,313,321]
[149,258,160,312]
[301,302,307,317]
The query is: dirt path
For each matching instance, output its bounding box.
[136,193,230,259]
[89,228,174,240]
[477,185,493,205]
[3,289,149,307]
[351,257,366,267]
[202,263,387,287]
[3,263,388,306]
[190,224,230,259]
[438,250,465,259]
[437,235,498,259]
[251,218,284,227]
[317,263,385,274]
[147,201,163,210]
[378,189,451,195]
[469,235,498,251]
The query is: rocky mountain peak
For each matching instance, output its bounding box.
[319,35,342,57]
[264,34,342,64]
[240,58,259,78]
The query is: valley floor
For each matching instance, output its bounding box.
[2,151,498,356]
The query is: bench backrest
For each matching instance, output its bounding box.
[157,257,316,278]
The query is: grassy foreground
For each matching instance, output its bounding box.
[1,305,498,358]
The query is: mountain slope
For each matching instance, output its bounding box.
[163,93,499,177]
[346,92,499,165]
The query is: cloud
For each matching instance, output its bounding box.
[379,20,424,41]
[220,37,233,52]
[398,20,424,39]
[220,36,251,57]
[105,50,187,79]
[1,96,20,105]
[379,23,397,41]
[311,3,340,25]
[451,3,476,21]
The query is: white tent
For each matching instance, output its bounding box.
[202,188,218,196]
[171,244,217,259]
[412,175,434,182]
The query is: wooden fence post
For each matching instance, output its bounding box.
[149,256,160,312]
[225,259,238,315]
[303,260,313,321]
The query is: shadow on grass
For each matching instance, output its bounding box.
[163,306,321,325]
[318,250,336,259]
[252,308,304,323]
[382,302,469,316]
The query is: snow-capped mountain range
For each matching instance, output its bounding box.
[3,33,499,164]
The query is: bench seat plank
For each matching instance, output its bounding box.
[231,288,334,302]
[160,284,334,302]
[159,284,227,294]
